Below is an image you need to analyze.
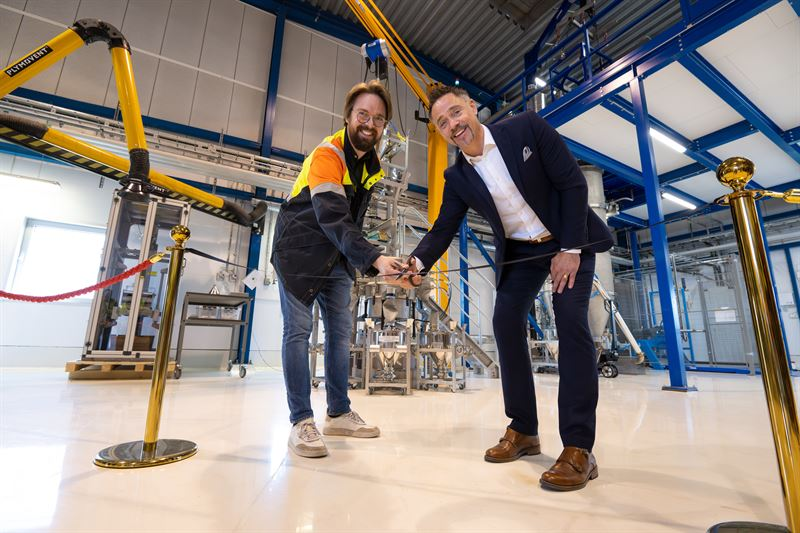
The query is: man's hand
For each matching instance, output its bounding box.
[550,252,580,294]
[397,256,424,288]
[372,255,405,281]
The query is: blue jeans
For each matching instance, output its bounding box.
[278,262,352,424]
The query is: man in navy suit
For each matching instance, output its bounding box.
[405,85,613,491]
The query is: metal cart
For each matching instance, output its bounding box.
[175,292,253,378]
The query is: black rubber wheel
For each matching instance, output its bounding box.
[239,365,246,378]
[610,365,619,378]
[601,364,615,378]
[173,367,182,380]
[227,361,233,372]
[312,380,320,388]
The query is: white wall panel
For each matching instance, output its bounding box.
[332,45,360,120]
[301,108,334,154]
[277,23,311,101]
[0,0,26,68]
[56,0,127,105]
[148,61,198,124]
[117,0,171,54]
[305,33,337,112]
[23,0,79,23]
[199,0,244,79]
[8,0,78,94]
[190,73,234,133]
[235,6,273,89]
[227,84,264,141]
[272,98,304,153]
[160,0,210,67]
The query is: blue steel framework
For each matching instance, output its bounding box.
[476,0,798,386]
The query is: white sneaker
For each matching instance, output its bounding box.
[323,410,380,438]
[288,418,328,458]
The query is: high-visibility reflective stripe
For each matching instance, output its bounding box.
[317,141,345,167]
[310,182,346,197]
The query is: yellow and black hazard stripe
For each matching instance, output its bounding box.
[0,114,265,226]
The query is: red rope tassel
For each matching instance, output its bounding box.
[0,256,160,303]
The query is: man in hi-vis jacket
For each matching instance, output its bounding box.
[271,81,403,458]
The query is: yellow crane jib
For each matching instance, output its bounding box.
[0,19,268,230]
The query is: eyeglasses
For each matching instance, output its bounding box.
[354,109,387,128]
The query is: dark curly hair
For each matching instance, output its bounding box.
[427,84,469,111]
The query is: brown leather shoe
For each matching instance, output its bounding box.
[484,427,541,463]
[540,447,598,491]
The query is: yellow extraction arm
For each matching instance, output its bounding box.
[345,0,450,304]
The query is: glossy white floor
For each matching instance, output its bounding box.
[1,367,797,532]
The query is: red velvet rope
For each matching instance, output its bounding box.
[0,258,156,303]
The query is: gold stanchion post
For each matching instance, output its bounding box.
[95,225,198,468]
[708,157,799,533]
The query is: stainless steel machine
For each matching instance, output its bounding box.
[83,191,189,361]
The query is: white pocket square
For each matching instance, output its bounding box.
[522,146,532,162]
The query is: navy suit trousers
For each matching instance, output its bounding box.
[493,239,598,451]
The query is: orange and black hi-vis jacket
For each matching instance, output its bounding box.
[270,128,385,304]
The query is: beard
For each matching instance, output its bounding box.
[348,124,380,152]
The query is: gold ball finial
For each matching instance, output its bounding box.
[716,157,755,191]
[170,225,191,246]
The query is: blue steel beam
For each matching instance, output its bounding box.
[261,5,286,158]
[789,0,800,18]
[785,125,800,145]
[541,0,781,128]
[466,227,496,270]
[784,248,800,365]
[629,75,692,391]
[602,96,722,170]
[611,212,648,228]
[679,51,800,165]
[459,219,470,334]
[523,0,574,72]
[694,120,756,151]
[242,187,267,366]
[563,136,706,208]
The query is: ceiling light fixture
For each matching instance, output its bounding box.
[650,128,686,153]
[662,191,696,210]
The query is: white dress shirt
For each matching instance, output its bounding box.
[415,125,577,271]
[466,125,551,241]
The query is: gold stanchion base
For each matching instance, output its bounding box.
[94,439,197,469]
[707,521,789,532]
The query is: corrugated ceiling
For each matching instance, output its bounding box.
[298,0,682,100]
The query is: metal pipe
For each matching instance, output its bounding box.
[717,157,800,531]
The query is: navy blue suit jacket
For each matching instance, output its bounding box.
[412,110,613,286]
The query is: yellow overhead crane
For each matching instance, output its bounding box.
[0,19,267,229]
[345,0,450,304]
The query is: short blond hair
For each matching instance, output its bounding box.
[343,80,392,125]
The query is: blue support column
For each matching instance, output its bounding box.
[261,5,286,158]
[785,247,800,370]
[629,230,650,329]
[242,187,267,365]
[459,220,470,334]
[755,202,793,370]
[629,75,694,392]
